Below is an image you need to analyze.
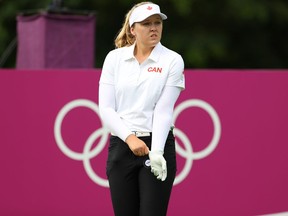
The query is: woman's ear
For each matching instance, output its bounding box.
[130,26,136,37]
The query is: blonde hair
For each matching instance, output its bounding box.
[114,2,152,48]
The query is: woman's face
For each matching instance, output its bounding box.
[131,14,163,48]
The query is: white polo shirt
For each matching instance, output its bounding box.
[99,42,185,132]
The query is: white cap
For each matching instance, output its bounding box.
[129,3,167,27]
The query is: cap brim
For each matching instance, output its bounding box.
[137,12,167,23]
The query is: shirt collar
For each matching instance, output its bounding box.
[123,43,136,60]
[123,42,163,62]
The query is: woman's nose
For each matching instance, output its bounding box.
[150,24,157,31]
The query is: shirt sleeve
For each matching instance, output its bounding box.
[99,51,115,85]
[98,83,133,142]
[151,86,181,152]
[166,54,185,90]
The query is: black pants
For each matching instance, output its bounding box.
[106,131,176,216]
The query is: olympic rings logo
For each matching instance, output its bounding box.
[54,99,221,187]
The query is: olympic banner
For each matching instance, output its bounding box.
[0,69,288,215]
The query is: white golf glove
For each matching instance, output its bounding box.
[148,150,167,181]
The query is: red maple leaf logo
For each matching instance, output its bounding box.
[147,6,152,10]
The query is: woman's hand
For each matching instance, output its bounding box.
[125,134,149,156]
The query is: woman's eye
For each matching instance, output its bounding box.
[143,22,151,26]
[141,21,162,26]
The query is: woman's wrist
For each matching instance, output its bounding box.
[125,133,136,144]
